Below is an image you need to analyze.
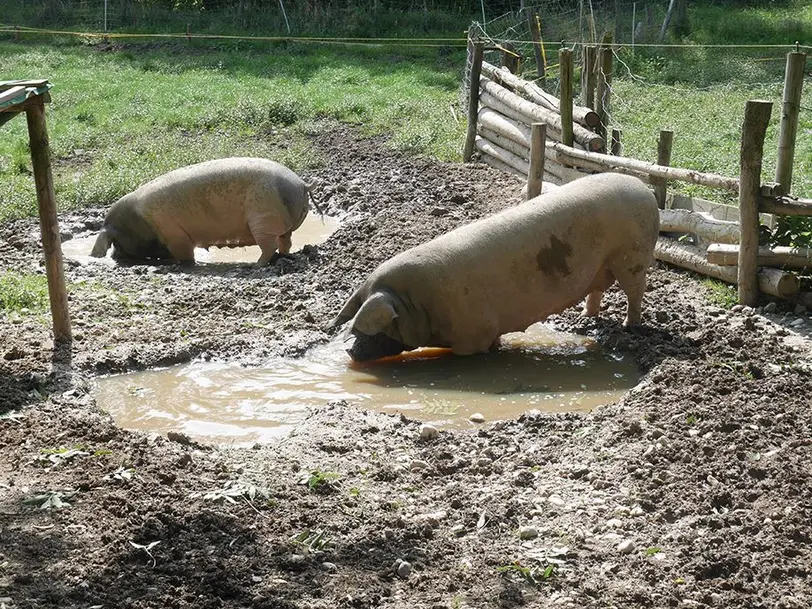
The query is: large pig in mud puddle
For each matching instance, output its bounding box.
[330,173,659,362]
[91,158,314,265]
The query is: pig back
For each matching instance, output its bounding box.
[369,173,658,343]
[136,158,308,246]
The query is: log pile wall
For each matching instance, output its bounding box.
[463,39,811,306]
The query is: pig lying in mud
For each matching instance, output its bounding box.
[329,173,659,362]
[90,158,315,265]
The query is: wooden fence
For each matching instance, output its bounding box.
[463,38,811,307]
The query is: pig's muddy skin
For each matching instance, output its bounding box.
[331,173,659,361]
[2,127,812,609]
[90,157,312,265]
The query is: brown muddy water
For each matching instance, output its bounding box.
[61,213,339,264]
[93,323,641,446]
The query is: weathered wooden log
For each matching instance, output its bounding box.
[549,142,740,191]
[479,77,604,151]
[26,99,72,344]
[559,48,575,148]
[480,90,563,144]
[527,122,546,199]
[478,107,586,153]
[478,146,563,186]
[655,237,800,298]
[463,42,485,162]
[760,196,812,217]
[479,149,526,179]
[477,108,563,164]
[738,100,773,305]
[481,61,600,128]
[707,243,812,269]
[774,51,807,193]
[548,150,652,184]
[659,209,740,244]
[475,136,529,175]
[478,125,530,160]
[654,129,674,208]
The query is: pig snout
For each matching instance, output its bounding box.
[346,331,409,362]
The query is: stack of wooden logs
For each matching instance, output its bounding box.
[473,61,600,185]
[464,44,812,306]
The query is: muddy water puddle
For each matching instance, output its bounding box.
[61,214,339,264]
[94,323,640,446]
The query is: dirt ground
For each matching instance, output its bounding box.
[2,126,812,609]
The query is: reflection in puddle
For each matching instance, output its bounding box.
[94,323,640,446]
[61,213,339,264]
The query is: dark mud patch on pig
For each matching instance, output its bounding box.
[2,125,812,609]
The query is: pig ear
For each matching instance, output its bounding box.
[352,292,397,336]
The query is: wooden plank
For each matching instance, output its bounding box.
[0,86,26,106]
[0,79,48,91]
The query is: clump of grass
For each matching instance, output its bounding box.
[700,278,737,309]
[0,272,49,314]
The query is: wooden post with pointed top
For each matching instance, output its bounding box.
[737,100,773,306]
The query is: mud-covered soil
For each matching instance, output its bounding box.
[2,126,812,609]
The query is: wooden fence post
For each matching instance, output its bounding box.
[527,11,545,80]
[559,47,574,148]
[527,122,547,199]
[611,128,622,156]
[501,42,519,74]
[25,99,72,345]
[581,45,596,109]
[654,129,674,208]
[737,100,773,306]
[463,42,484,162]
[594,47,613,148]
[774,49,807,194]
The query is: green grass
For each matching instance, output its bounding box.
[0,271,49,314]
[0,38,467,223]
[701,277,738,309]
[1,1,811,249]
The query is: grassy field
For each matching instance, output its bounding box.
[1,1,810,243]
[0,38,467,222]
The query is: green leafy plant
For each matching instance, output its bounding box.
[36,446,90,468]
[292,529,334,553]
[496,561,557,586]
[645,546,663,556]
[302,470,341,492]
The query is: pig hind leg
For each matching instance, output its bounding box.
[581,267,615,317]
[249,214,291,266]
[609,262,649,327]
